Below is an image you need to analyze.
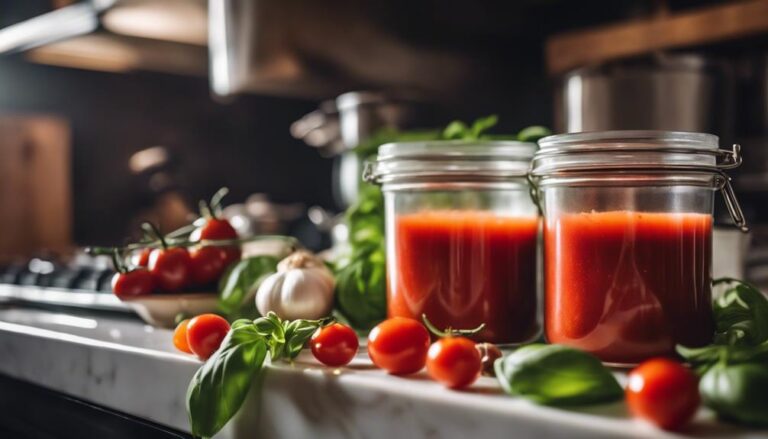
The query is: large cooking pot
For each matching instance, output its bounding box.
[555,53,734,137]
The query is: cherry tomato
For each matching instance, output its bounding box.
[426,336,482,389]
[148,247,192,292]
[190,218,241,268]
[626,358,700,431]
[111,269,154,298]
[173,319,192,354]
[189,246,226,287]
[134,248,151,267]
[186,314,231,360]
[195,217,238,240]
[368,317,430,375]
[311,323,359,367]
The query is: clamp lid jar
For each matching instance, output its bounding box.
[530,130,746,364]
[366,140,540,343]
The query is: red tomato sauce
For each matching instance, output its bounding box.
[388,211,539,343]
[544,211,714,363]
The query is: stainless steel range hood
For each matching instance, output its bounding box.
[0,0,471,98]
[0,0,208,75]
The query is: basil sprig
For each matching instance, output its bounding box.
[676,278,768,427]
[677,278,768,373]
[494,344,623,406]
[712,277,768,346]
[186,312,330,438]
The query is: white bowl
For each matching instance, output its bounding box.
[122,293,219,328]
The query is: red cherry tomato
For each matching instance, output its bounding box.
[626,358,700,431]
[311,323,359,367]
[189,246,226,287]
[426,337,482,389]
[135,248,151,267]
[190,218,241,268]
[111,269,154,298]
[173,319,192,354]
[148,247,192,292]
[191,217,239,241]
[186,314,231,360]
[368,317,430,375]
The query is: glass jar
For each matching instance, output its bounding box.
[530,130,746,364]
[364,140,539,343]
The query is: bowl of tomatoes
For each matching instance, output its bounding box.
[100,189,298,328]
[111,215,242,327]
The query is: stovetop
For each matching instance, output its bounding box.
[0,255,128,312]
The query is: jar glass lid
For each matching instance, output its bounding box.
[532,130,740,176]
[530,130,747,232]
[538,130,718,150]
[366,140,536,184]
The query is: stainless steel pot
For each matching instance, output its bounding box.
[293,90,438,208]
[555,53,734,137]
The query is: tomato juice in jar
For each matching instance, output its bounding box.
[365,141,540,343]
[530,131,747,364]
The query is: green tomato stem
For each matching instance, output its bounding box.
[421,314,485,338]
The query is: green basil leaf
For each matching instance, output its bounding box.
[494,344,623,406]
[701,362,768,427]
[186,323,267,438]
[516,125,551,143]
[284,321,321,360]
[253,315,280,337]
[442,121,471,140]
[713,278,768,346]
[679,342,768,374]
[334,245,387,330]
[266,312,286,344]
[469,114,498,139]
[217,256,279,318]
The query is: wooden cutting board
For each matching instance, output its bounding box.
[0,115,72,262]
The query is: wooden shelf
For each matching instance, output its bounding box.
[546,0,768,75]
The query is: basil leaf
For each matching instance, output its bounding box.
[495,344,623,406]
[442,115,498,140]
[217,256,279,318]
[284,320,322,359]
[517,125,551,143]
[677,343,768,375]
[701,362,768,427]
[335,245,387,330]
[713,278,768,346]
[186,323,267,438]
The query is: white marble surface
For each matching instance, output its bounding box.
[0,303,766,439]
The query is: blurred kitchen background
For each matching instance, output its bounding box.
[2,0,768,289]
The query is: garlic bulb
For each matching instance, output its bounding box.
[255,250,335,320]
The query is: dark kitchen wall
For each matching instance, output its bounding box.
[0,56,331,245]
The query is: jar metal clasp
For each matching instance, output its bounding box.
[717,144,748,233]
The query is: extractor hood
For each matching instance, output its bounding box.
[0,0,480,98]
[0,0,208,76]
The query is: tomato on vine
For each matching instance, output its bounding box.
[143,222,192,292]
[189,246,227,287]
[422,315,484,389]
[110,249,155,298]
[189,188,241,268]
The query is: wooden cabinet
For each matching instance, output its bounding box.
[0,115,72,261]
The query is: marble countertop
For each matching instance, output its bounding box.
[0,302,765,439]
